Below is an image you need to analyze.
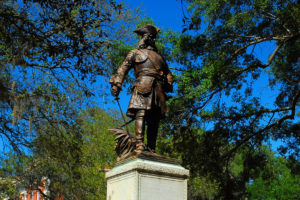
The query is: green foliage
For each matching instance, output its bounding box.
[0,0,139,152]
[1,0,298,199]
[16,108,119,200]
[78,108,117,200]
[157,0,300,199]
[188,176,220,200]
[0,4,137,197]
[23,121,83,199]
[245,150,300,200]
[0,152,25,200]
[0,179,18,200]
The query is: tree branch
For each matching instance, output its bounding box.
[224,103,297,121]
[169,67,186,72]
[192,41,284,112]
[224,90,300,158]
[226,33,297,65]
[257,42,283,68]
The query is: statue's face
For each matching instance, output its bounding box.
[143,33,156,46]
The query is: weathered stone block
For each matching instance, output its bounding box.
[106,157,189,200]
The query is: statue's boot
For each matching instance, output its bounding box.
[146,116,159,152]
[135,110,145,152]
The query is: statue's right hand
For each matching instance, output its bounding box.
[111,85,120,97]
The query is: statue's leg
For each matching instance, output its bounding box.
[135,110,146,152]
[146,110,160,152]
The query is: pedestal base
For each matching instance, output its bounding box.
[106,156,189,200]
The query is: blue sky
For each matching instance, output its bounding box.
[123,0,185,32]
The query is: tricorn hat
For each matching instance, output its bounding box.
[133,24,160,37]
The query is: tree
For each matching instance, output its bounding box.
[245,149,300,200]
[0,0,140,191]
[0,15,176,199]
[157,0,299,198]
[0,0,139,152]
[175,0,299,156]
[17,107,120,200]
[0,152,23,200]
[76,108,119,200]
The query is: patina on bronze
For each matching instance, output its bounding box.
[109,24,173,160]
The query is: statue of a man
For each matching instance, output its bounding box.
[109,25,173,153]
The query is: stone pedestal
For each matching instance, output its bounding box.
[106,154,189,200]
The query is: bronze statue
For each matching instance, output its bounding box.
[109,25,173,158]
